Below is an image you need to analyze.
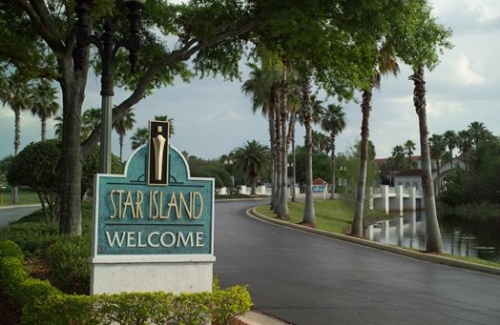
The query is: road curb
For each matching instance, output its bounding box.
[247,207,500,277]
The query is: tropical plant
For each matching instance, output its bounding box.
[114,107,136,162]
[321,104,346,200]
[232,140,270,195]
[130,127,148,150]
[442,130,457,167]
[393,0,452,253]
[241,48,282,209]
[30,79,60,141]
[429,134,446,193]
[352,41,399,237]
[404,140,417,168]
[0,73,33,155]
[81,108,101,140]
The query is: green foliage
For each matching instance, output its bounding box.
[294,146,332,184]
[7,140,62,220]
[0,240,23,260]
[0,241,252,325]
[81,147,124,198]
[45,235,92,294]
[6,140,122,214]
[0,221,59,257]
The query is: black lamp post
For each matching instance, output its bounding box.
[75,0,146,173]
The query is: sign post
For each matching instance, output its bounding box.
[90,121,215,294]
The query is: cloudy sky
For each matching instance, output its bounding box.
[1,0,499,163]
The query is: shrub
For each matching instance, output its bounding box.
[0,240,252,325]
[44,235,92,294]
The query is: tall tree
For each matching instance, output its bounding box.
[404,140,417,168]
[0,73,33,156]
[113,107,136,162]
[351,41,399,237]
[81,108,102,140]
[232,140,270,195]
[429,133,446,193]
[299,72,316,225]
[396,1,453,253]
[320,104,346,200]
[242,48,282,209]
[457,129,471,171]
[468,121,492,151]
[442,130,457,167]
[130,127,148,150]
[30,79,60,141]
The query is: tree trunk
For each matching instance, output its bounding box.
[411,67,443,253]
[268,111,277,210]
[119,133,124,162]
[301,74,316,225]
[352,88,372,237]
[59,55,88,236]
[275,63,289,219]
[41,116,47,141]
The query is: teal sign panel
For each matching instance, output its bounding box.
[93,145,213,255]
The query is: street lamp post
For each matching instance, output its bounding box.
[224,158,235,188]
[75,0,146,173]
[288,162,296,201]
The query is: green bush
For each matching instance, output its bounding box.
[45,235,92,294]
[0,240,252,325]
[0,221,59,257]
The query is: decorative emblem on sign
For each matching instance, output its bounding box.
[148,120,170,185]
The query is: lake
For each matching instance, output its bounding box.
[371,210,500,262]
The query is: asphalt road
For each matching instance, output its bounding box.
[213,200,500,325]
[0,205,40,229]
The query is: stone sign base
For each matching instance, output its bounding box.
[90,255,215,295]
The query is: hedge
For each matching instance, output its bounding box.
[0,240,252,324]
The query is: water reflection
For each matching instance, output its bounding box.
[370,210,500,262]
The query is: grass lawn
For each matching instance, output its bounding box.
[255,198,389,234]
[0,191,40,206]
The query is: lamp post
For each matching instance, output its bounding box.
[288,162,296,201]
[75,0,146,173]
[224,158,235,188]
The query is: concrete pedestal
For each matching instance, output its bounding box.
[90,255,215,295]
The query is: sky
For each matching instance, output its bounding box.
[1,0,499,163]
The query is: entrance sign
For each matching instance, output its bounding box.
[91,121,215,295]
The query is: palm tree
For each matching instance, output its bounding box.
[0,73,33,204]
[114,107,136,162]
[298,72,317,225]
[81,108,101,140]
[1,74,33,155]
[404,140,416,169]
[352,41,399,237]
[54,115,63,140]
[467,121,492,151]
[30,80,60,141]
[429,134,446,193]
[321,104,346,200]
[154,115,175,136]
[457,130,471,171]
[232,140,270,195]
[241,49,282,210]
[395,0,451,254]
[442,130,457,167]
[130,127,149,150]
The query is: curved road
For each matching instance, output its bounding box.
[214,200,500,325]
[0,205,40,229]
